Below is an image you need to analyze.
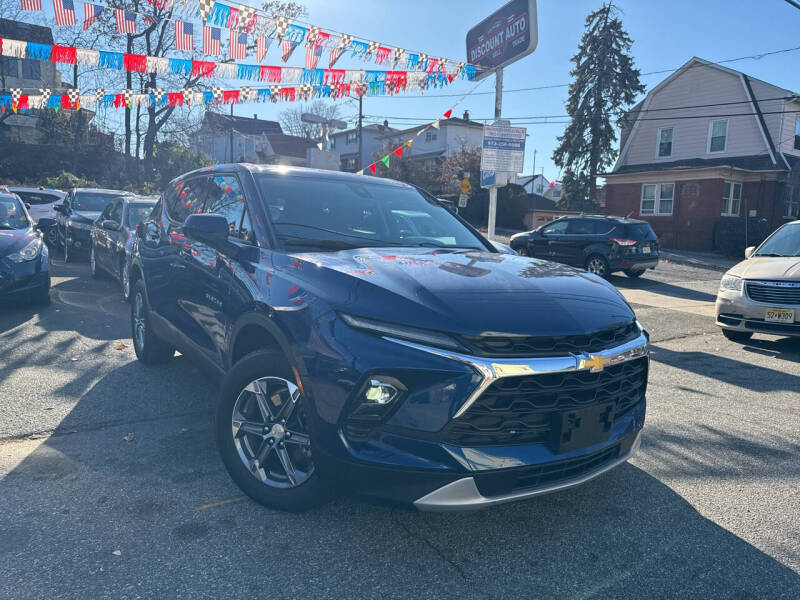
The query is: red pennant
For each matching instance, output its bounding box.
[123,53,147,73]
[222,90,240,104]
[443,109,452,119]
[166,92,183,106]
[447,74,456,84]
[368,163,376,174]
[51,45,77,65]
[260,65,281,82]
[191,60,216,78]
[393,147,402,158]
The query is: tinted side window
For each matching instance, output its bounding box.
[625,223,657,240]
[542,220,569,235]
[99,202,115,222]
[166,178,208,223]
[110,201,124,224]
[566,219,595,235]
[205,175,250,241]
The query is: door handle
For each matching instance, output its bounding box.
[170,262,187,271]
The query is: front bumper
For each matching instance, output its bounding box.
[716,288,800,337]
[609,255,659,272]
[66,226,92,251]
[306,321,649,509]
[0,251,50,299]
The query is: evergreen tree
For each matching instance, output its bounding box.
[553,3,644,211]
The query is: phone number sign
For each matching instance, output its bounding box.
[481,125,527,173]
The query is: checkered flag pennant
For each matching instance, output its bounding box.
[272,15,290,39]
[67,88,81,108]
[39,88,51,106]
[198,0,214,22]
[182,88,193,106]
[238,5,255,31]
[391,47,405,69]
[10,88,22,110]
[122,89,133,108]
[95,88,106,104]
[297,83,313,100]
[305,25,320,46]
[454,61,465,78]
[152,88,165,104]
[240,86,253,103]
[364,40,378,61]
[329,33,352,68]
[417,53,428,71]
[212,86,223,104]
[269,85,280,102]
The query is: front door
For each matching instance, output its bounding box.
[533,219,569,261]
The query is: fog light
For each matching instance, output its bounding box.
[364,379,400,404]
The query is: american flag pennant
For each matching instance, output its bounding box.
[53,0,76,26]
[329,33,352,68]
[21,0,42,11]
[229,30,247,60]
[305,31,329,70]
[83,3,103,30]
[114,9,137,34]
[203,26,221,55]
[174,20,193,51]
[281,40,299,63]
[256,35,271,62]
[144,14,161,27]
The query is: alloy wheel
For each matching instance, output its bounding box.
[586,257,607,277]
[133,291,146,351]
[231,377,314,489]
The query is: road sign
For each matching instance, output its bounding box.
[481,124,526,173]
[480,170,496,188]
[459,178,472,195]
[466,0,538,81]
[458,194,469,208]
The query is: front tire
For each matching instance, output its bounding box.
[585,254,610,278]
[624,269,644,279]
[131,280,174,365]
[216,350,329,512]
[722,329,753,343]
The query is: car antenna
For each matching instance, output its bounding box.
[625,211,634,218]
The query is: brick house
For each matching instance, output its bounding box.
[604,58,800,251]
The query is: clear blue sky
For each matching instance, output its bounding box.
[239,0,800,180]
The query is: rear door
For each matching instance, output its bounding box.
[564,218,599,266]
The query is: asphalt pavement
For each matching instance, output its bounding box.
[1,255,799,599]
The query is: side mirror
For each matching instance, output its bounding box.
[183,213,229,247]
[25,203,31,210]
[744,246,755,259]
[102,219,121,231]
[36,217,56,229]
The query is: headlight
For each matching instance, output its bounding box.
[340,313,465,351]
[66,219,92,231]
[7,237,43,262]
[719,274,743,292]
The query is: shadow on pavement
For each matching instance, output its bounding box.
[1,359,799,599]
[608,274,718,303]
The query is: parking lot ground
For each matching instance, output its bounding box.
[1,257,799,599]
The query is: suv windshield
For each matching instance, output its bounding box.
[256,174,487,251]
[0,195,30,229]
[73,191,127,212]
[754,223,800,257]
[127,203,155,227]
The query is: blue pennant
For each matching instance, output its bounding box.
[99,51,123,70]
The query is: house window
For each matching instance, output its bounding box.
[794,117,800,151]
[1,57,19,77]
[425,130,438,142]
[330,137,336,149]
[783,186,799,219]
[346,132,358,144]
[708,119,728,153]
[640,183,674,215]
[21,59,40,80]
[424,158,437,174]
[657,127,673,157]
[342,157,357,171]
[722,181,742,216]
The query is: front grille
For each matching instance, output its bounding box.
[474,443,621,497]
[458,321,639,358]
[442,358,648,447]
[746,282,800,305]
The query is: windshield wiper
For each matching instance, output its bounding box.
[754,253,789,257]
[275,222,388,243]
[280,237,395,250]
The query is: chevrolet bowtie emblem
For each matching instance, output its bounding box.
[580,354,612,372]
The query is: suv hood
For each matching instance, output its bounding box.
[284,248,635,337]
[727,257,800,280]
[70,211,100,222]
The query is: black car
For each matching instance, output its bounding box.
[0,192,53,304]
[55,188,131,262]
[510,215,660,278]
[90,195,157,300]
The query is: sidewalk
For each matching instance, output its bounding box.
[658,249,739,272]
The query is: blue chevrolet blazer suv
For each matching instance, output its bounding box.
[129,164,648,512]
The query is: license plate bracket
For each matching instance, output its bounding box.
[641,245,651,254]
[552,403,616,454]
[765,308,795,323]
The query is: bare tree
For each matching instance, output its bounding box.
[279,100,343,139]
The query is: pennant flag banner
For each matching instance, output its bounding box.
[53,0,76,27]
[114,9,137,34]
[21,0,42,11]
[83,3,103,30]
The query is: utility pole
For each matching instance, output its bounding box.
[487,68,503,240]
[229,103,234,163]
[531,149,537,192]
[357,94,364,170]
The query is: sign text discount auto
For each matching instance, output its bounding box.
[466,0,538,80]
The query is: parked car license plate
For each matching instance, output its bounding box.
[765,308,795,323]
[641,245,651,254]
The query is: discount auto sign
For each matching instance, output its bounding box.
[466,0,538,79]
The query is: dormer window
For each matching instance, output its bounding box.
[657,127,673,157]
[708,119,728,153]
